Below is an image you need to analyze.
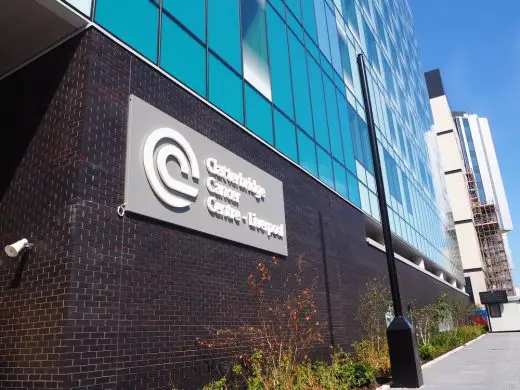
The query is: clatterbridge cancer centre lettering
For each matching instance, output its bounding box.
[125,95,288,256]
[205,158,285,238]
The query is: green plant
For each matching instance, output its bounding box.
[202,377,228,390]
[354,278,392,376]
[418,343,438,361]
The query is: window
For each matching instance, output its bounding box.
[245,84,274,144]
[347,171,361,207]
[163,0,206,40]
[384,149,401,203]
[208,54,244,123]
[314,0,331,60]
[317,147,334,188]
[307,55,329,149]
[301,0,318,41]
[274,109,298,161]
[161,15,206,97]
[297,129,318,176]
[338,27,354,91]
[241,0,271,99]
[333,160,349,198]
[208,0,242,72]
[288,32,313,133]
[363,21,379,70]
[95,0,159,62]
[337,97,356,172]
[267,5,294,118]
[323,77,343,163]
[488,304,502,318]
[342,0,358,35]
[326,8,342,75]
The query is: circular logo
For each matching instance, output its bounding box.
[143,127,200,208]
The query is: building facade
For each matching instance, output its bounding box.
[0,1,466,388]
[426,69,515,305]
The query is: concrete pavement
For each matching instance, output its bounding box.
[393,332,520,389]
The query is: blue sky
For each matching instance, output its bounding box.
[409,0,520,288]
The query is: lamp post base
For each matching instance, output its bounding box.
[387,316,423,388]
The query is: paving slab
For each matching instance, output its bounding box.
[392,332,520,389]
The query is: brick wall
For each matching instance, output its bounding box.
[0,29,467,390]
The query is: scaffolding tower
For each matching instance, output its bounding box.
[466,172,515,295]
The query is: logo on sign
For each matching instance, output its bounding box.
[143,127,200,208]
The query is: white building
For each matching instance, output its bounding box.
[425,69,515,304]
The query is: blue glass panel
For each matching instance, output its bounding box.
[297,129,318,176]
[301,0,318,41]
[307,55,329,148]
[359,121,374,173]
[267,5,294,118]
[274,109,298,160]
[208,0,242,72]
[161,16,206,97]
[285,0,302,20]
[241,0,271,99]
[270,0,285,15]
[323,77,343,163]
[348,104,364,163]
[95,0,159,62]
[163,0,206,40]
[314,0,331,60]
[363,21,379,70]
[333,160,348,198]
[209,54,244,122]
[305,33,320,61]
[343,0,358,34]
[325,6,342,75]
[317,147,334,187]
[347,172,361,207]
[288,32,313,133]
[337,97,356,172]
[245,84,274,144]
[286,7,304,40]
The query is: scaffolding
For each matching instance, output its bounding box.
[466,172,515,295]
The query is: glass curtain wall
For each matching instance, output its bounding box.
[67,0,461,279]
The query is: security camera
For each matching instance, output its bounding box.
[4,238,33,258]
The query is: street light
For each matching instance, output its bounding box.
[357,54,423,388]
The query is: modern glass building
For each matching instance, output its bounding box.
[57,0,460,279]
[0,1,470,387]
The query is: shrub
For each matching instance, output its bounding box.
[418,343,437,361]
[349,362,377,389]
[354,278,392,376]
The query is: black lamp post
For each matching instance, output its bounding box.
[357,54,423,388]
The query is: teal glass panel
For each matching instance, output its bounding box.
[288,32,313,133]
[333,160,348,198]
[348,104,364,163]
[305,33,320,61]
[317,147,334,187]
[161,16,206,97]
[267,5,294,117]
[163,0,206,40]
[325,5,342,75]
[274,109,298,160]
[323,77,343,163]
[209,54,244,122]
[343,0,358,34]
[241,0,271,99]
[301,0,318,41]
[338,34,353,89]
[270,0,285,15]
[285,0,302,20]
[337,97,356,172]
[245,83,274,144]
[314,0,331,60]
[286,8,304,40]
[307,55,329,148]
[208,0,242,72]
[95,0,159,62]
[359,121,374,173]
[297,129,318,176]
[347,171,361,207]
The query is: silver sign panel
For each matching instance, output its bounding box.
[125,95,288,256]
